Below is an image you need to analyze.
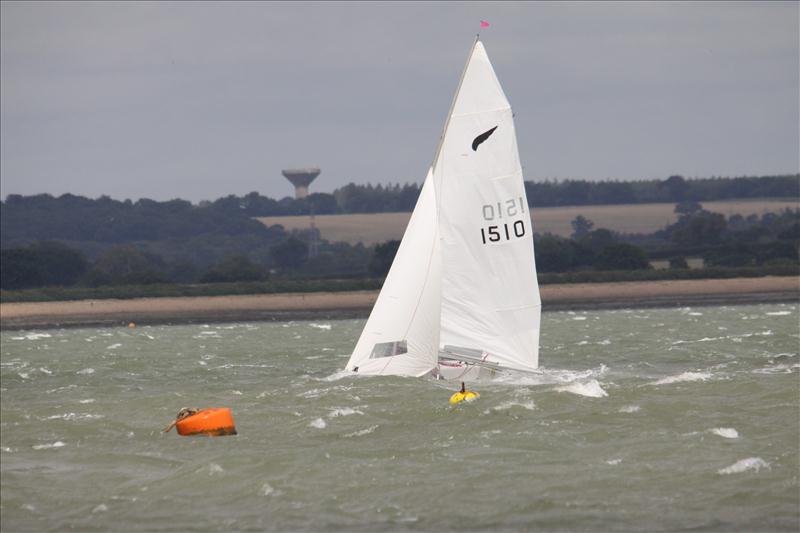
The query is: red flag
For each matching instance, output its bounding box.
[480,20,490,28]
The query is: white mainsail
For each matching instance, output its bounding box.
[345,39,540,377]
[435,41,541,372]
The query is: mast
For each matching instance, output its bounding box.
[430,36,480,173]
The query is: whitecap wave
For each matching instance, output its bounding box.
[43,413,103,421]
[33,441,66,450]
[752,363,800,375]
[766,311,791,316]
[556,379,608,398]
[650,371,713,385]
[260,482,276,496]
[710,427,739,439]
[309,418,327,429]
[672,337,721,345]
[300,388,327,399]
[329,407,363,418]
[718,457,769,475]
[19,333,52,340]
[494,365,607,387]
[344,425,379,438]
[492,400,536,412]
[619,405,640,413]
[46,384,77,394]
[323,369,355,381]
[309,323,332,330]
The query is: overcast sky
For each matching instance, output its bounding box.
[1,1,798,202]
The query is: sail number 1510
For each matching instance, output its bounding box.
[480,196,527,245]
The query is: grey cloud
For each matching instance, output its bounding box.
[1,1,797,202]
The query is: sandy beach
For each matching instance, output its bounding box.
[1,276,797,330]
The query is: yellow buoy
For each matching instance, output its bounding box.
[449,382,479,405]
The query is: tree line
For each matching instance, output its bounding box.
[1,175,797,292]
[163,174,800,216]
[3,177,795,234]
[532,206,799,273]
[2,203,796,291]
[0,192,369,288]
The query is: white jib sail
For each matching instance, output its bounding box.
[345,170,442,377]
[434,41,541,372]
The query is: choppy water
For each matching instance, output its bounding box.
[1,304,798,532]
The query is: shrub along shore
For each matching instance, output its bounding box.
[1,264,797,304]
[1,274,797,330]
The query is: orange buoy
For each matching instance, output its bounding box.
[175,408,237,437]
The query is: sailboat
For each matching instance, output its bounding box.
[345,38,541,380]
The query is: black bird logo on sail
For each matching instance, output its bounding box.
[471,126,498,151]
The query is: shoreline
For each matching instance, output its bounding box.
[1,276,797,330]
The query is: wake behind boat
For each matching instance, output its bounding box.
[345,38,541,380]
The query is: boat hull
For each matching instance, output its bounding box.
[435,359,499,381]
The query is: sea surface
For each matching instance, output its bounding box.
[1,304,798,532]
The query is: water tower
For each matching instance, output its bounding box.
[282,167,320,199]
